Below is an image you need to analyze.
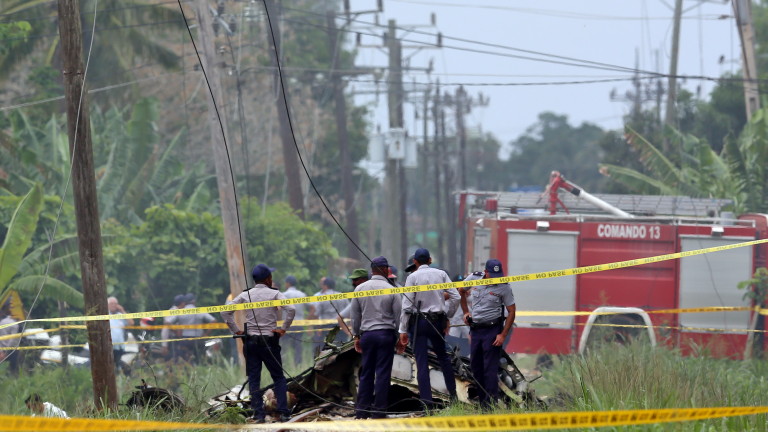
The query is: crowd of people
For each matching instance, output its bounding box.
[222,247,516,423]
[3,248,514,423]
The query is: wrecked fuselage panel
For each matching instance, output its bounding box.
[208,336,541,420]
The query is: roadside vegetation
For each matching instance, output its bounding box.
[4,341,768,431]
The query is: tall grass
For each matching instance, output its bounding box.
[538,342,768,431]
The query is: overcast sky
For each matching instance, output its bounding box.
[348,0,741,158]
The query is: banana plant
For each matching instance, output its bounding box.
[0,184,83,309]
[600,108,768,214]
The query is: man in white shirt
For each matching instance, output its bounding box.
[25,394,69,419]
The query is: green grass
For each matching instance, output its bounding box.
[5,341,768,431]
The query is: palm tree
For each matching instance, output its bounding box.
[600,107,768,214]
[0,0,183,86]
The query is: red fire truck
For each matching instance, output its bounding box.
[461,172,768,359]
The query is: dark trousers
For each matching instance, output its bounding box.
[244,335,289,419]
[412,316,456,404]
[356,329,397,419]
[469,325,502,406]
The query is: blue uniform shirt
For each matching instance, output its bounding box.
[469,283,515,324]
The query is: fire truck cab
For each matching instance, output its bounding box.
[462,173,768,359]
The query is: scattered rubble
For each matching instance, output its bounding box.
[207,330,544,422]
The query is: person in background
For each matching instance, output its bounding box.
[0,299,21,375]
[108,296,134,371]
[308,277,348,351]
[350,257,403,419]
[221,264,295,424]
[282,275,307,366]
[161,294,186,358]
[308,277,348,320]
[25,394,69,419]
[175,293,217,362]
[398,248,460,407]
[460,259,516,408]
[337,269,370,337]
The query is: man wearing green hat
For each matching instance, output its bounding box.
[337,269,370,336]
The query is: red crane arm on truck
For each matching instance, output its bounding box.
[546,171,634,218]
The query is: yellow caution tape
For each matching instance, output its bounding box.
[2,238,765,331]
[0,326,335,351]
[3,406,768,431]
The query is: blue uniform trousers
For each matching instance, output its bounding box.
[469,324,502,407]
[244,335,289,419]
[356,329,397,419]
[412,315,457,404]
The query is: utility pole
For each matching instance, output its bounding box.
[193,0,247,362]
[327,12,360,261]
[57,0,116,410]
[432,82,444,266]
[384,19,406,269]
[441,91,457,274]
[264,0,305,217]
[733,0,761,120]
[664,0,683,132]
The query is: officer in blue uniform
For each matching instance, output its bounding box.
[350,256,403,419]
[399,248,460,406]
[460,258,516,407]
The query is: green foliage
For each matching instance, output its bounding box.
[601,106,768,214]
[106,204,228,313]
[543,343,768,431]
[0,183,43,291]
[0,21,31,55]
[0,0,183,88]
[243,199,338,289]
[738,267,768,304]
[506,112,607,191]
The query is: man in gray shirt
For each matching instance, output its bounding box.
[398,248,460,405]
[173,293,217,362]
[282,275,307,366]
[221,264,295,424]
[350,256,402,419]
[460,259,516,407]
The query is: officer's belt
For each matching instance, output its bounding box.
[470,316,503,329]
[417,311,446,321]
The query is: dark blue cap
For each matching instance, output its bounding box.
[414,248,430,263]
[173,294,185,306]
[485,259,504,278]
[252,264,275,282]
[285,275,298,286]
[183,292,196,304]
[371,256,389,269]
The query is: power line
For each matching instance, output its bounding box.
[388,0,731,21]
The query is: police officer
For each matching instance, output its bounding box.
[350,257,403,419]
[282,275,307,366]
[398,248,460,406]
[176,293,217,362]
[221,264,295,424]
[460,259,516,407]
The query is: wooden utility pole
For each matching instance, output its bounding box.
[327,12,360,261]
[384,19,406,269]
[432,81,444,266]
[193,0,247,362]
[264,0,305,218]
[733,0,761,120]
[57,0,116,409]
[664,0,683,131]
